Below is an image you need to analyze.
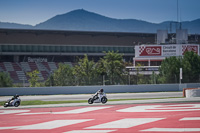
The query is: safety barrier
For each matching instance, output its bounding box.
[0,83,200,96]
[183,88,200,98]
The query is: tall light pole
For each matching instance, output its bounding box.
[180,68,182,84]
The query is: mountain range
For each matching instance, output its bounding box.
[0,9,200,34]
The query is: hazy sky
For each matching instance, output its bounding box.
[0,0,199,26]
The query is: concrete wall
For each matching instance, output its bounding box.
[0,83,200,96]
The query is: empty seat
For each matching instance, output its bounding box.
[4,62,14,71]
[20,62,31,71]
[48,62,57,72]
[16,71,27,81]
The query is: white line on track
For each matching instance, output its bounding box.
[0,119,93,130]
[18,106,112,115]
[17,112,51,115]
[64,130,116,133]
[180,117,200,121]
[141,128,200,132]
[86,118,164,129]
[0,110,30,115]
[116,104,200,112]
[53,106,112,114]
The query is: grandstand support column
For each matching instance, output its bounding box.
[50,70,53,87]
[14,55,19,62]
[23,77,25,87]
[51,56,55,62]
[103,75,105,86]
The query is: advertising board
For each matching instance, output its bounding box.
[135,44,199,57]
[137,46,161,56]
[162,45,179,56]
[182,45,198,55]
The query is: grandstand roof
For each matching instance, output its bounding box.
[0,28,156,46]
[0,28,156,37]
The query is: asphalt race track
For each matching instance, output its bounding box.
[1,103,200,133]
[0,92,183,102]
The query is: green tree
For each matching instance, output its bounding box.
[158,56,182,83]
[26,70,40,87]
[95,58,107,85]
[135,63,149,84]
[0,72,13,87]
[45,73,54,86]
[182,51,200,83]
[53,63,74,86]
[158,51,200,83]
[73,55,97,85]
[103,51,125,85]
[151,71,158,84]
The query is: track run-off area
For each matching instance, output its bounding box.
[1,102,200,133]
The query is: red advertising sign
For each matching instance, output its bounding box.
[139,46,162,56]
[182,45,198,55]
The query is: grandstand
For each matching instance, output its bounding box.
[0,28,199,83]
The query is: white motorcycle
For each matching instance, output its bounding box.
[88,93,107,104]
[4,95,21,107]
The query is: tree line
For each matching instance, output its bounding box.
[0,51,200,87]
[158,51,200,83]
[27,51,126,87]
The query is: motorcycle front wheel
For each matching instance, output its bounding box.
[14,102,20,107]
[101,97,107,104]
[88,98,93,104]
[4,103,8,107]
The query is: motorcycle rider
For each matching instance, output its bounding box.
[11,94,19,100]
[94,88,105,100]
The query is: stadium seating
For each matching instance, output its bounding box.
[4,62,14,71]
[29,62,38,71]
[48,62,58,72]
[64,62,73,67]
[20,62,31,71]
[12,62,22,71]
[0,62,6,71]
[0,61,64,83]
[16,71,27,81]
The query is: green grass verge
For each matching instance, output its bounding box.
[22,100,88,105]
[0,97,183,106]
[0,100,87,106]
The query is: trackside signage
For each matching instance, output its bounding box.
[138,46,161,56]
[28,57,48,62]
[182,45,198,55]
[162,45,178,56]
[135,44,199,57]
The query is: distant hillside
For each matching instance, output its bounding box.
[0,9,200,34]
[34,9,158,33]
[0,22,33,29]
